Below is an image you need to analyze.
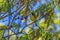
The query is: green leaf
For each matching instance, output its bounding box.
[0,23,7,29]
[0,30,6,40]
[18,34,29,40]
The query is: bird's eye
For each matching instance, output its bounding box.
[31,13,34,15]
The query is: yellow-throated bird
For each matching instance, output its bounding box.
[30,12,38,26]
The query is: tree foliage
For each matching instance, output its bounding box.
[0,0,60,40]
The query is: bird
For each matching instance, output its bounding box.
[30,12,38,26]
[30,12,37,21]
